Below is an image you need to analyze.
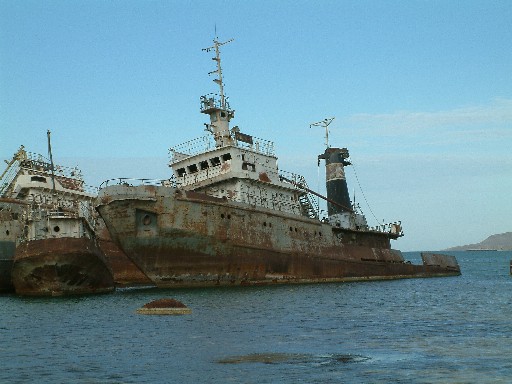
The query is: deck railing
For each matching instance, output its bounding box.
[1,150,98,196]
[99,177,178,189]
[169,133,275,163]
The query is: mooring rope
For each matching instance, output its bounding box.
[350,161,381,226]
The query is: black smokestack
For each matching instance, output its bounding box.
[318,147,352,216]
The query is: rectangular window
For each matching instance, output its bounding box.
[242,162,256,172]
[200,160,209,170]
[187,164,198,173]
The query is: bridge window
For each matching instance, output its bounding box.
[200,160,209,170]
[222,153,232,161]
[31,176,46,182]
[177,168,186,177]
[242,162,256,172]
[187,164,198,173]
[211,157,221,166]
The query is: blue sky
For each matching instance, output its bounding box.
[1,0,511,251]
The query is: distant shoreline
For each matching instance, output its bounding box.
[444,232,512,252]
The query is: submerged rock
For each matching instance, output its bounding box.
[136,298,192,315]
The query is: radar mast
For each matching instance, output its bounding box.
[310,117,335,148]
[200,38,235,147]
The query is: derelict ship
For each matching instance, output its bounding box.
[0,139,114,296]
[96,39,460,288]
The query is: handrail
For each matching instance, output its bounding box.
[169,133,275,163]
[1,149,97,197]
[99,177,178,188]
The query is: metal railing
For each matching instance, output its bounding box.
[169,133,275,163]
[0,150,98,196]
[0,159,20,197]
[99,177,178,189]
[279,170,320,219]
[200,93,233,113]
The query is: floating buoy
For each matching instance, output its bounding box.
[136,298,192,315]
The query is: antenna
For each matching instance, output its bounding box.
[47,130,56,193]
[310,117,335,148]
[202,37,234,109]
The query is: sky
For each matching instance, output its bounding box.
[1,0,511,251]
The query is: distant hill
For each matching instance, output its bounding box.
[445,232,512,251]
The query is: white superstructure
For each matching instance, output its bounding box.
[168,38,319,218]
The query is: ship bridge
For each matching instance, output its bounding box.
[163,37,320,219]
[169,129,278,189]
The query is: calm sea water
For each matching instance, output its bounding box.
[1,251,511,384]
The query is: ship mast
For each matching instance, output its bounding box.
[47,129,56,193]
[201,38,235,147]
[203,38,233,109]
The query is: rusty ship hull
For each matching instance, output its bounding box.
[11,237,114,296]
[97,185,460,288]
[0,199,27,293]
[96,218,154,288]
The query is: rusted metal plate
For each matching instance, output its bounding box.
[96,185,461,289]
[11,237,114,296]
[421,253,460,270]
[95,218,154,287]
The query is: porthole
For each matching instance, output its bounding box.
[227,214,231,220]
[221,213,225,219]
[263,222,267,227]
[6,230,9,236]
[142,214,151,225]
[289,227,293,231]
[53,226,60,233]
